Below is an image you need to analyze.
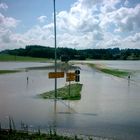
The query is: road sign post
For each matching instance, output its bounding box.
[53,0,57,99]
[66,72,76,97]
[69,81,70,97]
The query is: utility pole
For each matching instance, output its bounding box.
[53,0,57,99]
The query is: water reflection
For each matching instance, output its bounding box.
[53,99,57,131]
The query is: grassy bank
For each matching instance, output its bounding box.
[0,54,48,62]
[0,70,20,75]
[87,63,130,77]
[39,83,83,100]
[0,129,83,140]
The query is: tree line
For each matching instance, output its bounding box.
[1,45,140,60]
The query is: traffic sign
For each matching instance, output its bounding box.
[75,69,80,74]
[48,72,64,78]
[66,72,76,77]
[75,75,80,82]
[66,72,75,82]
[75,69,80,82]
[66,76,75,82]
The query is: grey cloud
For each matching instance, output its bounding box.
[111,4,140,32]
[125,33,140,43]
[93,31,104,40]
[106,39,121,47]
[0,30,11,43]
[79,0,103,9]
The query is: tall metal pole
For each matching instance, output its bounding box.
[53,0,57,99]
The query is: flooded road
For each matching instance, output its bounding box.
[0,61,140,140]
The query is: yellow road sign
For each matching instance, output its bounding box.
[66,72,76,77]
[48,72,64,78]
[66,76,75,82]
[66,72,75,82]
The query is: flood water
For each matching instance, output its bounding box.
[0,61,140,140]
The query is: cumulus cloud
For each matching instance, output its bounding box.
[125,33,140,43]
[100,4,140,32]
[0,12,21,50]
[106,39,121,47]
[101,0,121,13]
[77,0,103,9]
[124,0,129,7]
[37,15,47,23]
[57,32,95,49]
[0,13,20,28]
[120,33,140,49]
[13,25,54,47]
[0,3,8,10]
[0,0,140,50]
[57,0,101,34]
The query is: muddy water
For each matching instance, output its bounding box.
[0,61,140,140]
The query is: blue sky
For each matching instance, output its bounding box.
[0,0,140,50]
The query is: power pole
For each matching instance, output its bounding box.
[53,0,57,99]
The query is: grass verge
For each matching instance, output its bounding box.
[39,83,83,100]
[0,70,20,75]
[87,63,130,77]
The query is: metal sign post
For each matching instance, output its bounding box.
[69,81,71,97]
[53,0,57,99]
[66,72,75,97]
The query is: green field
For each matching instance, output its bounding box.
[39,83,83,100]
[0,54,49,62]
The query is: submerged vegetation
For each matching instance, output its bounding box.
[99,68,129,77]
[0,117,109,140]
[0,129,83,140]
[87,63,130,77]
[39,83,83,100]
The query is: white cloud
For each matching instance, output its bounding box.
[78,0,103,9]
[121,33,140,49]
[57,0,101,34]
[13,25,54,47]
[0,3,8,10]
[100,4,140,32]
[124,0,129,7]
[0,12,21,50]
[106,39,121,47]
[57,32,95,49]
[0,28,11,43]
[125,33,140,43]
[0,0,140,50]
[101,0,121,13]
[0,13,20,28]
[37,15,47,23]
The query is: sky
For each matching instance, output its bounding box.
[0,0,140,51]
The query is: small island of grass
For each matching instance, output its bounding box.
[39,83,83,100]
[87,63,130,78]
[0,70,20,75]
